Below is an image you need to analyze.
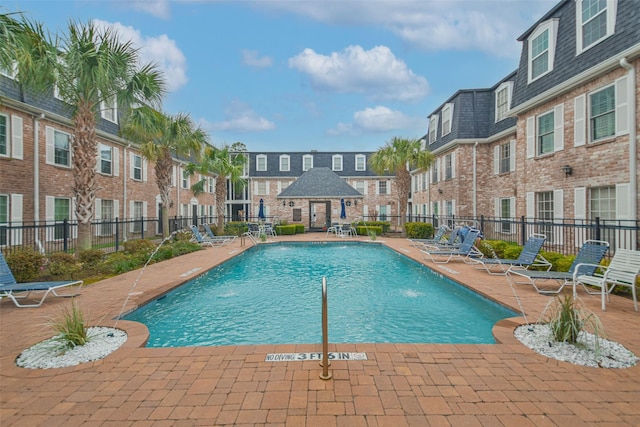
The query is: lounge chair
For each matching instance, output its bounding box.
[338,223,353,238]
[189,225,223,247]
[573,248,640,311]
[420,228,482,264]
[418,226,467,250]
[471,234,551,275]
[0,252,83,308]
[202,223,237,245]
[507,239,609,294]
[263,222,277,237]
[408,225,449,248]
[326,222,340,236]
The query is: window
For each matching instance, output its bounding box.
[590,85,615,142]
[528,20,558,82]
[354,181,366,195]
[132,201,144,233]
[500,198,512,233]
[590,186,616,245]
[279,155,290,172]
[100,96,117,123]
[53,129,71,167]
[441,103,453,136]
[0,115,6,156]
[332,154,343,171]
[378,205,388,222]
[99,144,113,175]
[536,191,554,238]
[378,181,388,195]
[256,154,267,171]
[431,160,439,183]
[444,154,453,180]
[355,154,366,171]
[303,154,313,171]
[495,82,513,122]
[428,115,438,143]
[132,154,143,181]
[207,177,214,193]
[181,169,189,189]
[499,143,511,174]
[54,198,71,240]
[0,194,7,245]
[256,181,267,195]
[100,199,115,236]
[537,111,555,155]
[0,62,17,79]
[577,0,617,53]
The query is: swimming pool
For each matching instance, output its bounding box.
[124,242,516,347]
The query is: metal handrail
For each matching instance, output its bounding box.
[319,276,332,380]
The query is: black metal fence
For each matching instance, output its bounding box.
[1,214,638,257]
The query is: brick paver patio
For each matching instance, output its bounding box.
[2,233,639,426]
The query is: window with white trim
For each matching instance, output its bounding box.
[499,142,511,174]
[132,154,143,181]
[378,205,388,221]
[537,111,555,155]
[354,181,365,195]
[590,186,616,246]
[355,154,366,171]
[279,155,290,172]
[444,154,453,180]
[256,154,267,171]
[100,199,115,236]
[378,180,389,195]
[100,96,118,123]
[428,115,438,143]
[181,169,189,189]
[499,198,513,233]
[0,194,7,245]
[536,191,554,238]
[132,201,144,233]
[495,82,513,122]
[99,144,113,175]
[302,154,313,171]
[577,0,617,53]
[0,114,6,156]
[589,84,615,142]
[431,160,439,183]
[207,177,214,193]
[528,20,558,83]
[52,129,71,167]
[0,62,17,79]
[441,103,453,136]
[332,154,343,171]
[256,181,267,195]
[54,197,71,240]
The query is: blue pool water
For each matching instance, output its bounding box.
[124,242,516,347]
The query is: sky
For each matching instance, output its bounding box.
[3,0,556,152]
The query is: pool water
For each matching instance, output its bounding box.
[124,242,516,347]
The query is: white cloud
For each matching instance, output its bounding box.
[241,49,274,69]
[204,100,276,132]
[94,20,188,92]
[326,106,423,135]
[288,45,429,102]
[255,1,553,59]
[129,0,171,20]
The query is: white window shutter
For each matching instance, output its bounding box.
[376,181,380,195]
[143,159,148,182]
[553,189,564,244]
[554,104,564,152]
[574,94,586,147]
[114,200,120,220]
[363,181,368,195]
[45,126,55,164]
[510,197,517,233]
[266,181,270,194]
[451,152,456,179]
[95,146,101,172]
[171,165,177,187]
[574,187,587,248]
[509,140,516,171]
[526,116,535,158]
[616,183,631,220]
[277,181,282,193]
[526,192,535,219]
[129,152,134,178]
[615,75,629,136]
[94,198,102,236]
[10,194,23,244]
[143,201,148,231]
[11,116,23,159]
[71,198,77,238]
[494,198,500,232]
[45,196,55,241]
[113,147,119,177]
[494,146,500,175]
[254,181,259,194]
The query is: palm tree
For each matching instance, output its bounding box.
[5,17,166,250]
[191,144,247,236]
[369,137,434,233]
[121,106,208,239]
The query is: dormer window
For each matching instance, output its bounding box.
[355,154,366,171]
[332,154,343,171]
[279,154,290,171]
[441,103,454,136]
[495,82,513,122]
[528,20,558,83]
[428,115,438,143]
[256,154,267,171]
[302,154,313,171]
[100,95,118,123]
[576,0,617,54]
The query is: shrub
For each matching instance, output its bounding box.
[546,294,604,351]
[47,252,81,279]
[294,224,305,234]
[404,222,434,239]
[101,252,141,274]
[356,221,390,233]
[356,225,382,236]
[78,249,104,267]
[123,239,156,256]
[225,221,247,236]
[276,225,297,235]
[51,300,89,350]
[5,248,45,282]
[174,229,193,242]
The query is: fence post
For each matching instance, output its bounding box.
[140,216,145,239]
[520,216,526,246]
[63,219,69,252]
[115,218,120,252]
[480,215,485,232]
[595,217,601,241]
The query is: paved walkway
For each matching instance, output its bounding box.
[2,233,640,426]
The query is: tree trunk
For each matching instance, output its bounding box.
[73,101,98,252]
[396,167,411,236]
[155,150,174,239]
[215,176,226,236]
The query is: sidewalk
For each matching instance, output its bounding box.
[2,233,640,426]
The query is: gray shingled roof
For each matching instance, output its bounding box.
[277,167,363,198]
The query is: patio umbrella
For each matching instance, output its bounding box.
[258,199,265,220]
[340,198,346,219]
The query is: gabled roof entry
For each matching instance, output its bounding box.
[277,167,363,198]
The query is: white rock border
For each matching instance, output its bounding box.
[515,323,639,368]
[16,327,127,369]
